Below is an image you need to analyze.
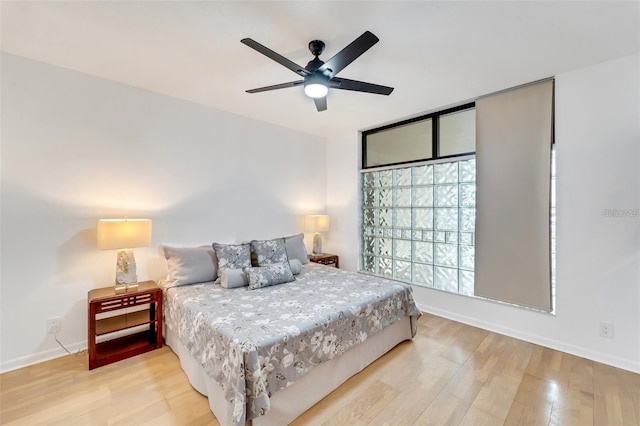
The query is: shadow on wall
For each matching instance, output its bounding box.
[23,171,326,291]
[122,182,325,282]
[57,228,101,286]
[5,166,325,292]
[57,220,157,288]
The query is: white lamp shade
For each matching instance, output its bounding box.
[97,219,152,250]
[304,215,330,233]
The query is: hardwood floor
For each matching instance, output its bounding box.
[1,313,639,425]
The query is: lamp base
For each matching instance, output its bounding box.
[312,232,323,255]
[115,249,138,293]
[114,282,139,294]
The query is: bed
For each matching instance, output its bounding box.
[161,243,421,425]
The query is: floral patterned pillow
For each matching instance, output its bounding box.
[243,262,294,290]
[212,242,252,278]
[250,238,288,266]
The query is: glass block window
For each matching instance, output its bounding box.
[361,158,476,295]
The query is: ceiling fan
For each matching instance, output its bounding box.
[241,31,394,112]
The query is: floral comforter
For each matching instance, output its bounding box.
[164,263,421,424]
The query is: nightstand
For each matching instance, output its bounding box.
[88,281,162,370]
[308,253,339,268]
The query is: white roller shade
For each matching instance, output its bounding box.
[474,80,554,311]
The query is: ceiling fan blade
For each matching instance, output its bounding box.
[330,77,394,95]
[314,96,327,112]
[246,80,304,93]
[318,31,379,78]
[241,38,311,77]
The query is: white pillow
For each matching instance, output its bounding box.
[220,268,248,289]
[284,233,309,264]
[289,258,303,275]
[162,246,218,288]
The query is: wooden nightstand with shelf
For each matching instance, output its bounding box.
[88,280,162,370]
[308,253,339,268]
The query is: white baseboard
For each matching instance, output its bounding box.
[1,325,153,373]
[418,303,640,374]
[4,309,639,375]
[1,340,88,374]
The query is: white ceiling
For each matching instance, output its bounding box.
[2,1,638,139]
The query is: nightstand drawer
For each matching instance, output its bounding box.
[93,292,155,314]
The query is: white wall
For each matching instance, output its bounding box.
[325,132,360,270]
[326,53,640,373]
[0,53,327,372]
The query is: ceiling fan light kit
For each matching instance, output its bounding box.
[241,31,394,112]
[304,76,328,98]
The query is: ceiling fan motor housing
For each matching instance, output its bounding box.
[308,40,325,57]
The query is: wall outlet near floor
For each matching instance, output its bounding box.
[599,322,614,339]
[47,317,62,334]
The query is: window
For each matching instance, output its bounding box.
[364,120,433,167]
[550,148,556,310]
[438,108,476,156]
[360,79,555,312]
[362,104,475,169]
[361,159,476,294]
[360,104,476,296]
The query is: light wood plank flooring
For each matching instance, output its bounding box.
[2,313,639,425]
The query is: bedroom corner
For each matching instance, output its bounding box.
[0,53,328,372]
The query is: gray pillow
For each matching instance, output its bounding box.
[289,258,302,275]
[212,242,252,278]
[220,268,248,289]
[243,262,295,290]
[284,233,309,264]
[162,245,218,288]
[251,238,288,266]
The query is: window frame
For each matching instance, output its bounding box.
[361,102,476,169]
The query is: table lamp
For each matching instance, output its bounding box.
[305,214,330,255]
[97,218,152,293]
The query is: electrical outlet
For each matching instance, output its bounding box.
[47,317,61,334]
[599,322,614,339]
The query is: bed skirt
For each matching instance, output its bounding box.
[165,315,413,425]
